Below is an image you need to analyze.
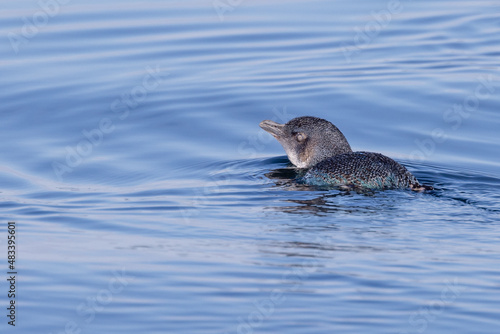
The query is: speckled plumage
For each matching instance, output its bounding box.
[259,116,430,191]
[303,152,419,189]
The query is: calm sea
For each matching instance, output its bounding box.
[1,0,499,333]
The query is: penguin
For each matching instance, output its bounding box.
[259,116,432,191]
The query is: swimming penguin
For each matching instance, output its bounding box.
[259,116,431,191]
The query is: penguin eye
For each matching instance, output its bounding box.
[295,132,307,142]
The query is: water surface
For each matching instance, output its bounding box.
[1,0,500,333]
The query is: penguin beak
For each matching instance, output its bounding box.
[259,120,285,138]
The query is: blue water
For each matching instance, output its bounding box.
[1,0,500,333]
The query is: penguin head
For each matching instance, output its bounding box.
[259,116,352,168]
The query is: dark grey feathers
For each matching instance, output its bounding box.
[303,152,420,189]
[260,116,430,190]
